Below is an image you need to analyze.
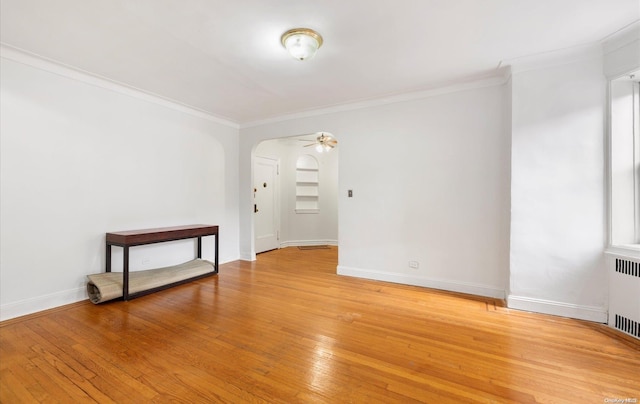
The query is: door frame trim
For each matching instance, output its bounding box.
[253,155,281,254]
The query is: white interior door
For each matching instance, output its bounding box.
[254,156,280,253]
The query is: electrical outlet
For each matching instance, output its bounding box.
[409,261,419,269]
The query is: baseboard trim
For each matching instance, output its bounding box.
[507,295,607,323]
[337,265,505,299]
[239,251,255,261]
[280,239,338,248]
[0,287,87,322]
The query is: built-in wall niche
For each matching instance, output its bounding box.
[295,155,319,213]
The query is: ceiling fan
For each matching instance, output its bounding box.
[300,132,338,152]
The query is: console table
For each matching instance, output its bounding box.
[105,224,218,300]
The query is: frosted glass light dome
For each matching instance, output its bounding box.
[281,28,323,61]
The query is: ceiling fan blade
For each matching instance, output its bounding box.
[304,143,317,147]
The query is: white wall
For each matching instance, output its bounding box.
[4,31,630,324]
[241,82,511,298]
[255,138,338,247]
[508,52,608,321]
[0,53,240,320]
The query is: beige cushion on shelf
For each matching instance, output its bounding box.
[87,259,215,304]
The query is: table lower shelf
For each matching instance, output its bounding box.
[87,259,216,303]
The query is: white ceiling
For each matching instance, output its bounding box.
[1,0,638,124]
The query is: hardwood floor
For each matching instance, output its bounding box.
[1,247,638,403]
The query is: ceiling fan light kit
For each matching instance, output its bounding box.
[281,28,323,61]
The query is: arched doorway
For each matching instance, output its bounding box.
[253,133,339,255]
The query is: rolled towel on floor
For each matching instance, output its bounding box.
[87,259,216,304]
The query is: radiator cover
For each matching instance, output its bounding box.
[608,254,640,340]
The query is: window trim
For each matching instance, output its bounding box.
[607,71,640,251]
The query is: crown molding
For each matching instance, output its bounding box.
[2,42,508,131]
[500,42,603,75]
[500,21,639,77]
[601,20,640,79]
[240,72,509,129]
[0,43,239,129]
[601,20,640,55]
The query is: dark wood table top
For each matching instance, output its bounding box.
[106,224,218,246]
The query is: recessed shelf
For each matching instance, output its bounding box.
[295,208,320,214]
[296,155,319,212]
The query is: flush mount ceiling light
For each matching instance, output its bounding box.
[281,28,323,61]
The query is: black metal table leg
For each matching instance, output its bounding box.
[123,246,129,301]
[106,243,112,273]
[214,233,219,273]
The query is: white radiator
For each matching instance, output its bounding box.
[607,253,640,340]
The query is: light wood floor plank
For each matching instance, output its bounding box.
[1,246,638,402]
